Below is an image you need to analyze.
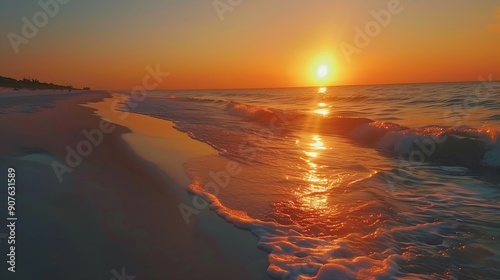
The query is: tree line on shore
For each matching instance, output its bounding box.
[0,75,90,90]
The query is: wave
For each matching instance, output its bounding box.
[324,117,499,168]
[225,101,277,122]
[136,95,500,168]
[167,95,298,124]
[486,114,500,121]
[166,94,225,104]
[215,100,498,169]
[328,94,369,102]
[481,140,500,168]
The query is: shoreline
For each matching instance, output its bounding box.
[0,90,270,279]
[85,93,271,279]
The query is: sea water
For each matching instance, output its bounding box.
[122,82,500,279]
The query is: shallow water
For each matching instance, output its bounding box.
[121,81,500,279]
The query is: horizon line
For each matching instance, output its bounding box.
[110,78,498,92]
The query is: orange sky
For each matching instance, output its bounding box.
[1,1,499,90]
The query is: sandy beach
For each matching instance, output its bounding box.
[0,90,270,280]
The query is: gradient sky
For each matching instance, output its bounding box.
[1,0,499,90]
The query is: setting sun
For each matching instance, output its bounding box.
[304,52,338,86]
[317,65,329,78]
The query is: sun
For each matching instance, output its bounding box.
[303,52,337,85]
[316,65,329,78]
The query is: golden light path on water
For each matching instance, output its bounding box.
[296,134,346,212]
[295,87,349,217]
[313,108,330,116]
[318,87,327,94]
[314,88,331,116]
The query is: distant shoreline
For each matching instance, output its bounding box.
[0,75,88,91]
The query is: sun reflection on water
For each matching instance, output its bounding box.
[310,135,326,150]
[314,108,330,116]
[304,151,318,158]
[296,135,333,211]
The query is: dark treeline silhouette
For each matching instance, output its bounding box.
[0,75,78,90]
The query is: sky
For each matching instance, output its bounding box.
[1,0,499,90]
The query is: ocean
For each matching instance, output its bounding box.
[121,81,500,279]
